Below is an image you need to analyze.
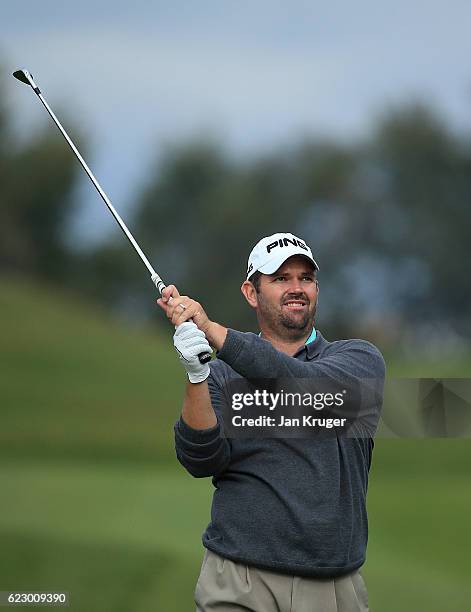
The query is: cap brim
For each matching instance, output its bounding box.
[257,252,319,276]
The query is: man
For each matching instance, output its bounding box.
[157,232,385,612]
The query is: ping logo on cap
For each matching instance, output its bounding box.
[266,236,308,254]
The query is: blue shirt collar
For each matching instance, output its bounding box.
[305,327,317,345]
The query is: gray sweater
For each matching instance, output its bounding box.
[174,329,385,578]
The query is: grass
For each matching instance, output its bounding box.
[0,531,196,612]
[367,440,471,610]
[0,275,183,463]
[0,462,211,612]
[1,275,471,611]
[1,451,470,611]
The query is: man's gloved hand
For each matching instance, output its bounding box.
[173,322,212,383]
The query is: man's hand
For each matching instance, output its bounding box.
[156,285,228,350]
[157,285,211,335]
[172,322,211,383]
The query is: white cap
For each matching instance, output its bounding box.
[246,232,319,280]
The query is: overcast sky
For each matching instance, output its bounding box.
[3,1,471,246]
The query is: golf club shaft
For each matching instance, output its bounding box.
[39,89,162,286]
[13,68,211,364]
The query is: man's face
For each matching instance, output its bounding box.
[247,256,318,340]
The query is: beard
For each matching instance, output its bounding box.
[279,308,313,330]
[257,291,317,339]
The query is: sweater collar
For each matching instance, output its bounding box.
[258,327,326,359]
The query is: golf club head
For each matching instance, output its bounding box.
[13,68,41,93]
[13,68,33,84]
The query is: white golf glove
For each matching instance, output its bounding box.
[173,322,212,383]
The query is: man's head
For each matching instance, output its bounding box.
[241,233,319,342]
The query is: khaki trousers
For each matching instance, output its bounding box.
[195,549,369,612]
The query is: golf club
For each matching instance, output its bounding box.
[13,68,211,364]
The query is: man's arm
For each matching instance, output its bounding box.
[181,380,217,430]
[218,329,385,382]
[156,286,231,478]
[174,375,231,478]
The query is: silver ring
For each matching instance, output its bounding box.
[178,303,187,311]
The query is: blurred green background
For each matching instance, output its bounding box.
[2,3,471,610]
